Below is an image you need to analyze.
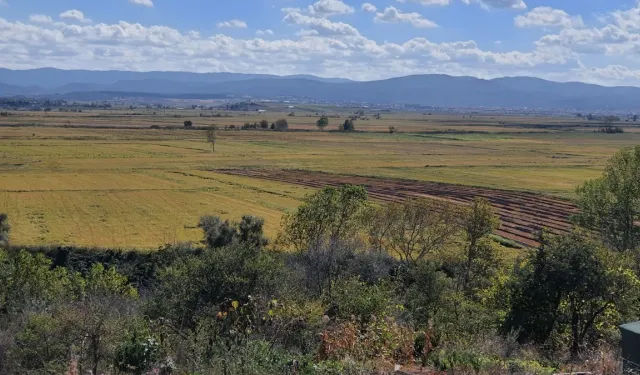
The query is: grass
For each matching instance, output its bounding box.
[1,111,639,249]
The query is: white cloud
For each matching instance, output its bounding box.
[361,3,377,13]
[535,25,637,55]
[217,19,248,29]
[29,14,53,24]
[374,6,438,28]
[611,4,640,32]
[308,0,355,17]
[397,0,451,6]
[515,7,583,29]
[59,10,91,24]
[462,0,526,10]
[130,0,154,7]
[0,15,570,80]
[284,11,361,35]
[10,5,640,85]
[256,29,275,36]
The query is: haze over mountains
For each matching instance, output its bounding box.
[1,68,639,111]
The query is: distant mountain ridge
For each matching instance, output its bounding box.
[0,68,352,89]
[1,68,639,110]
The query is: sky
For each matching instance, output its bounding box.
[2,0,640,85]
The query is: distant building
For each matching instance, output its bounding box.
[257,109,266,113]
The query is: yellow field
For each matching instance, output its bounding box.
[1,111,639,249]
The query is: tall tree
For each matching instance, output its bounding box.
[206,126,217,153]
[504,231,639,356]
[342,119,355,132]
[363,198,462,266]
[316,116,329,131]
[460,198,500,294]
[281,185,368,252]
[575,146,640,252]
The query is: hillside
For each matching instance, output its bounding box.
[1,68,640,110]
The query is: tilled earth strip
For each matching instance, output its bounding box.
[217,169,579,248]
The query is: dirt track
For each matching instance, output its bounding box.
[218,169,579,248]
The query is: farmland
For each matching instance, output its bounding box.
[1,109,639,249]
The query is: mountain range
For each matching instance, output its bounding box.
[0,68,639,110]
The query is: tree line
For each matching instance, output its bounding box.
[1,146,640,374]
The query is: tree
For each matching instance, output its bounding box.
[0,213,9,248]
[603,116,620,127]
[342,119,355,132]
[0,250,74,315]
[259,119,269,129]
[575,146,640,252]
[153,241,280,330]
[280,185,368,294]
[237,215,269,249]
[199,216,237,249]
[388,126,397,134]
[504,231,639,356]
[280,185,368,252]
[366,198,462,266]
[206,126,217,153]
[274,119,288,131]
[68,264,138,375]
[316,116,329,131]
[459,198,500,295]
[184,120,193,128]
[199,215,269,250]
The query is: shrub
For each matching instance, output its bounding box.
[274,119,289,131]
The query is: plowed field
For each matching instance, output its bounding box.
[218,169,579,248]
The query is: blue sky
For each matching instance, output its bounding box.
[2,0,640,85]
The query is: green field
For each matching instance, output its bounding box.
[1,111,639,249]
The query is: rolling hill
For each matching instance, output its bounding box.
[1,68,639,110]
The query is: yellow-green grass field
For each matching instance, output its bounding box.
[1,114,639,249]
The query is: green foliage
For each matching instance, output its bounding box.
[259,119,269,129]
[342,119,355,131]
[7,312,69,374]
[325,277,393,324]
[199,215,268,250]
[281,185,368,252]
[459,198,501,297]
[238,215,269,249]
[81,263,139,299]
[316,116,329,131]
[274,118,289,131]
[0,213,9,247]
[504,231,640,355]
[405,262,453,328]
[183,120,193,128]
[152,242,282,330]
[427,349,555,375]
[575,145,640,252]
[0,250,74,314]
[114,329,160,375]
[0,252,139,375]
[198,216,237,249]
[363,198,462,265]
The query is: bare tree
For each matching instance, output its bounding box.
[206,126,217,153]
[369,198,462,266]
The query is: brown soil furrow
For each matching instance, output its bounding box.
[216,169,578,247]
